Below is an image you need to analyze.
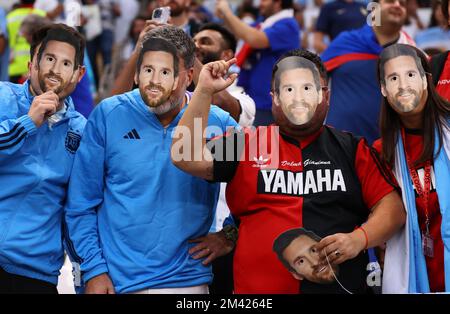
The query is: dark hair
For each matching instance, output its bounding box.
[280,49,328,84]
[273,228,321,272]
[30,25,52,59]
[20,14,52,40]
[237,1,259,21]
[145,25,196,69]
[198,23,237,53]
[33,24,85,69]
[129,15,149,39]
[429,0,442,27]
[442,0,449,24]
[379,44,426,86]
[136,37,179,76]
[378,44,450,166]
[280,0,294,9]
[271,52,323,95]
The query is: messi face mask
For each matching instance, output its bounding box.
[379,44,428,114]
[272,56,328,139]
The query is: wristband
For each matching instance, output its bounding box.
[356,226,368,250]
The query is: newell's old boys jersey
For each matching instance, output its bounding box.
[210,125,396,293]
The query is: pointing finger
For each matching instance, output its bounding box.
[225,58,237,68]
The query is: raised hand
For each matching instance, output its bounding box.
[134,20,166,54]
[215,0,232,19]
[197,58,238,96]
[28,91,59,128]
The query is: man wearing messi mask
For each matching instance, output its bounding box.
[0,24,86,293]
[172,49,406,293]
[65,34,238,294]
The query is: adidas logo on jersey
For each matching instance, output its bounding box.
[123,129,141,139]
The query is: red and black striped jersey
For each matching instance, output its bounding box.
[210,125,397,293]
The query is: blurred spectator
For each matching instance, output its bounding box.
[144,0,158,18]
[415,0,450,53]
[113,0,139,45]
[6,0,46,83]
[236,0,259,24]
[417,0,431,6]
[97,15,147,100]
[234,0,259,60]
[403,0,425,38]
[0,6,8,81]
[19,14,52,44]
[313,0,368,53]
[85,0,121,88]
[430,0,450,101]
[193,22,255,130]
[120,15,148,62]
[156,0,201,36]
[189,0,214,24]
[298,0,321,52]
[69,52,96,117]
[215,0,300,126]
[34,0,64,22]
[321,0,416,144]
[293,1,307,48]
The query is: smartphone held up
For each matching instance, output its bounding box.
[152,6,171,24]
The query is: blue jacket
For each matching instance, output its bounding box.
[0,81,86,285]
[65,89,237,293]
[237,16,300,111]
[321,25,383,144]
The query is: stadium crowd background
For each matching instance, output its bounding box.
[0,0,442,110]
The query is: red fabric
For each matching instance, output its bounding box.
[354,140,396,209]
[436,54,450,102]
[324,53,379,72]
[374,136,445,291]
[18,4,35,9]
[236,44,254,68]
[227,126,302,293]
[235,24,261,67]
[226,127,394,293]
[404,132,445,292]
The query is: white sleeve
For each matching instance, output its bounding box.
[226,84,256,127]
[34,0,58,12]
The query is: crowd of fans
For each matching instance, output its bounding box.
[1,0,450,295]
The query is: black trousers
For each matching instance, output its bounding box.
[0,267,58,294]
[209,249,235,294]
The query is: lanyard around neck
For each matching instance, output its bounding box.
[401,128,432,234]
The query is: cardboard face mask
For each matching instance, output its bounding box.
[137,50,178,109]
[273,57,323,126]
[274,228,339,285]
[135,38,180,114]
[380,45,428,114]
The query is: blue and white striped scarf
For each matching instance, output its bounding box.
[383,121,450,293]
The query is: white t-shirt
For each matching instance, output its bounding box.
[227,83,256,127]
[114,0,139,45]
[210,84,256,233]
[34,0,83,26]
